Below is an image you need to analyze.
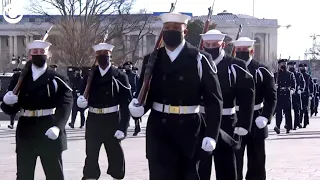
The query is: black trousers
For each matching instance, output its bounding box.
[199,115,237,180]
[300,96,310,126]
[82,137,125,179]
[16,150,64,180]
[70,102,85,126]
[293,107,302,128]
[10,114,16,125]
[275,101,292,130]
[235,133,266,180]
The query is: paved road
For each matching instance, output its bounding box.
[0,113,320,180]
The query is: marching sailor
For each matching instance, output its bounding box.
[1,40,73,180]
[311,78,319,116]
[198,30,255,180]
[299,63,313,128]
[274,59,296,134]
[123,61,141,136]
[233,37,277,180]
[129,12,223,179]
[77,43,132,180]
[288,61,305,129]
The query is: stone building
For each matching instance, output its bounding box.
[0,11,278,72]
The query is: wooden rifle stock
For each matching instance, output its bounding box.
[136,2,177,106]
[12,26,53,95]
[198,6,214,50]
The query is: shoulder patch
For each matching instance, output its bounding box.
[54,76,73,91]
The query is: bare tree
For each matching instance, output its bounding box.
[26,0,152,67]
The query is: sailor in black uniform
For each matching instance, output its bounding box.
[197,30,255,180]
[123,61,141,135]
[1,40,73,180]
[129,12,223,180]
[299,63,313,128]
[274,59,296,134]
[311,78,319,116]
[233,37,276,180]
[77,43,132,180]
[288,61,305,129]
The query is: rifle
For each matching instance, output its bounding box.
[230,24,243,57]
[198,0,216,50]
[12,26,53,95]
[135,1,178,106]
[83,31,109,99]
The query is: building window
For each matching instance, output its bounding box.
[146,35,156,54]
[254,37,261,61]
[29,18,35,22]
[129,35,139,56]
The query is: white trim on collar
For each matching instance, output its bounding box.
[99,63,111,76]
[213,49,225,65]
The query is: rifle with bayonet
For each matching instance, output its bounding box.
[13,26,53,95]
[83,31,109,99]
[198,0,215,50]
[135,1,178,106]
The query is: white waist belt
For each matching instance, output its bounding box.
[235,102,264,111]
[88,105,119,114]
[21,108,55,117]
[152,102,200,114]
[200,106,236,115]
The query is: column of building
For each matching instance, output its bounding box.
[13,35,18,56]
[264,33,269,61]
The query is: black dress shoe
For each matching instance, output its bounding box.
[133,125,141,136]
[286,129,290,133]
[298,124,303,128]
[8,125,13,129]
[274,127,280,134]
[68,123,74,128]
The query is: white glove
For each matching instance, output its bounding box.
[255,116,268,129]
[290,90,295,95]
[114,130,125,139]
[298,90,302,94]
[309,96,313,100]
[45,126,60,140]
[234,127,248,136]
[129,98,144,117]
[3,91,18,105]
[275,84,278,89]
[76,93,80,97]
[77,95,88,108]
[201,137,216,152]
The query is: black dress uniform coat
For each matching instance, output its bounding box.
[126,69,139,96]
[199,51,255,180]
[300,71,313,126]
[138,42,223,180]
[274,70,296,131]
[81,66,131,180]
[70,73,86,127]
[289,69,305,128]
[235,59,276,180]
[1,67,73,179]
[311,81,319,116]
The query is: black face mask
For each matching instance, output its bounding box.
[236,51,250,61]
[289,67,295,72]
[32,55,47,67]
[300,69,306,73]
[97,55,110,66]
[204,47,220,60]
[280,65,287,71]
[163,30,183,47]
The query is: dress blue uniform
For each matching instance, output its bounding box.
[299,63,313,128]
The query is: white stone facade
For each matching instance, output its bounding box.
[0,11,278,70]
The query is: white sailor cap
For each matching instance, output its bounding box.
[27,40,52,53]
[200,29,226,41]
[92,43,114,52]
[233,37,255,47]
[160,12,191,24]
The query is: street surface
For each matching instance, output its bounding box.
[0,111,320,180]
